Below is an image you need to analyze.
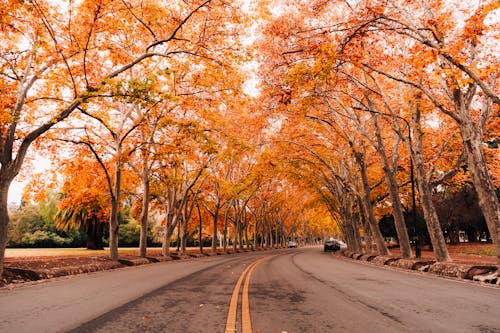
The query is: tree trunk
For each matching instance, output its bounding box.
[354,218,362,252]
[108,149,122,261]
[355,150,390,255]
[413,155,451,261]
[162,211,176,257]
[364,220,373,254]
[385,174,412,257]
[176,218,181,252]
[233,218,239,252]
[239,225,244,250]
[412,109,451,262]
[181,204,189,255]
[0,178,12,277]
[139,171,150,258]
[459,121,500,264]
[96,222,104,249]
[86,221,103,250]
[372,116,412,258]
[109,196,119,261]
[211,204,220,254]
[245,226,250,250]
[197,202,203,254]
[449,226,459,245]
[253,219,258,249]
[223,204,230,252]
[277,226,280,247]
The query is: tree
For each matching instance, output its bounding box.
[336,0,500,263]
[54,156,110,250]
[0,0,239,275]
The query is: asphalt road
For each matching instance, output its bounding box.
[1,247,499,333]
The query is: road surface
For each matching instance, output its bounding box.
[1,247,499,333]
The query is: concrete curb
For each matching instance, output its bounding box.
[338,250,499,285]
[118,258,151,266]
[2,246,286,286]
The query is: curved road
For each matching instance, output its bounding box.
[1,247,499,333]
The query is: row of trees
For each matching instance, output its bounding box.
[0,0,248,275]
[254,0,499,263]
[1,0,498,277]
[0,0,333,277]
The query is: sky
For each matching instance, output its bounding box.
[8,157,51,206]
[9,180,25,206]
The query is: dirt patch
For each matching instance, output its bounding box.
[0,247,262,287]
[339,244,499,285]
[389,245,497,266]
[2,255,124,285]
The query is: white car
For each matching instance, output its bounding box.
[336,240,347,249]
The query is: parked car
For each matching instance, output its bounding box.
[324,239,340,252]
[288,241,297,248]
[336,239,347,249]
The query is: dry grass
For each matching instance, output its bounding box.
[4,247,213,258]
[449,243,496,257]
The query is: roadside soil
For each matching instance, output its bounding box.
[1,244,496,287]
[389,243,497,265]
[1,247,262,287]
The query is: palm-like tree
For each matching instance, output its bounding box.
[55,198,106,250]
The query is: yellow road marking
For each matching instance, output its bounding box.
[241,262,259,333]
[224,255,274,333]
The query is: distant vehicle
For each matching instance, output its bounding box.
[324,239,340,252]
[288,241,297,248]
[336,239,347,249]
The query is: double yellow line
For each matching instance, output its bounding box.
[225,255,273,333]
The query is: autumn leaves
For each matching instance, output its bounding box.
[255,0,499,263]
[0,0,248,274]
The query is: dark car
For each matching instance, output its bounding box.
[324,239,341,252]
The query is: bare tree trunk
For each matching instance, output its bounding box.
[363,220,373,254]
[253,219,258,249]
[372,115,412,258]
[384,173,412,257]
[413,153,451,261]
[162,210,176,257]
[354,149,390,255]
[412,106,451,262]
[458,116,500,264]
[239,210,245,250]
[352,216,362,252]
[162,223,174,257]
[223,203,230,252]
[274,225,279,248]
[139,169,149,258]
[197,201,203,254]
[233,218,239,251]
[270,225,275,247]
[176,219,181,252]
[211,204,220,253]
[343,222,354,250]
[0,178,12,277]
[245,225,250,250]
[239,224,244,250]
[181,202,190,255]
[109,156,122,261]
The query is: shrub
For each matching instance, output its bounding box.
[21,230,72,247]
[118,222,141,247]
